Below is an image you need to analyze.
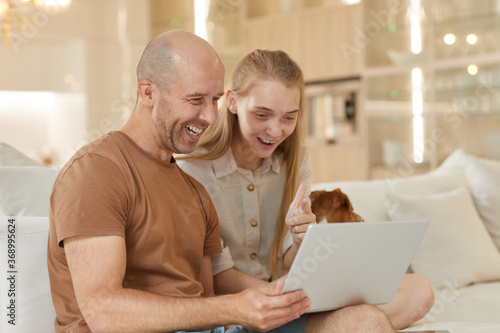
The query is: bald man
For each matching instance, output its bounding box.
[47,30,400,333]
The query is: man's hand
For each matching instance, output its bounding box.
[232,276,311,331]
[286,183,316,247]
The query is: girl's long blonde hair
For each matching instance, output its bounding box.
[183,49,305,280]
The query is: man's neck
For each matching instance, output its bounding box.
[120,107,174,163]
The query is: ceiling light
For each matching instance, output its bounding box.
[467,64,478,76]
[466,34,478,45]
[443,33,456,45]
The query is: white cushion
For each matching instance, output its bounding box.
[436,149,500,252]
[438,148,468,170]
[0,167,59,217]
[312,166,469,222]
[385,186,500,289]
[0,143,42,167]
[461,155,500,252]
[0,216,55,332]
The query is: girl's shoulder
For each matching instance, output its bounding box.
[177,156,213,172]
[177,157,218,190]
[299,146,311,164]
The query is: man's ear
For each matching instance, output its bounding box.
[137,80,155,107]
[226,90,237,114]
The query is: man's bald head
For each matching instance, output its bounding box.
[136,29,221,89]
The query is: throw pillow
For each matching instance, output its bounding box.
[462,155,500,252]
[0,167,59,217]
[385,186,500,289]
[0,143,43,167]
[434,149,500,252]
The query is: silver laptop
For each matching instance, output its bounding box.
[281,220,429,313]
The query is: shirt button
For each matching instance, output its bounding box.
[250,219,258,227]
[247,183,255,191]
[250,253,257,260]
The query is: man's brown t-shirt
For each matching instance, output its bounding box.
[47,131,222,332]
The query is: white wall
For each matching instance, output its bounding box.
[0,91,86,165]
[0,0,151,166]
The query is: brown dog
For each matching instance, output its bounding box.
[310,188,363,223]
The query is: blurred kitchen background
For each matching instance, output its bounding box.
[1,0,499,182]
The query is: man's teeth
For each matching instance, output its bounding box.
[259,138,276,145]
[186,125,203,136]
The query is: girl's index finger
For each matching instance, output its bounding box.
[300,197,312,214]
[291,183,307,210]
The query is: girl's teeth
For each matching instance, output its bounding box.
[260,138,276,144]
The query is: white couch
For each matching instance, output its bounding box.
[312,149,500,333]
[2,142,500,333]
[0,143,58,332]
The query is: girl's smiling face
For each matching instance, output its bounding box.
[228,80,300,170]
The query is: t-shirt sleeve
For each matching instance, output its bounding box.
[204,199,223,256]
[191,177,222,256]
[51,153,129,246]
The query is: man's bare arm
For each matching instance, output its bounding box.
[65,235,311,332]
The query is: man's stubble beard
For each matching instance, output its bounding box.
[154,112,197,155]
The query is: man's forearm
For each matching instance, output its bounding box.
[81,279,311,333]
[81,287,236,332]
